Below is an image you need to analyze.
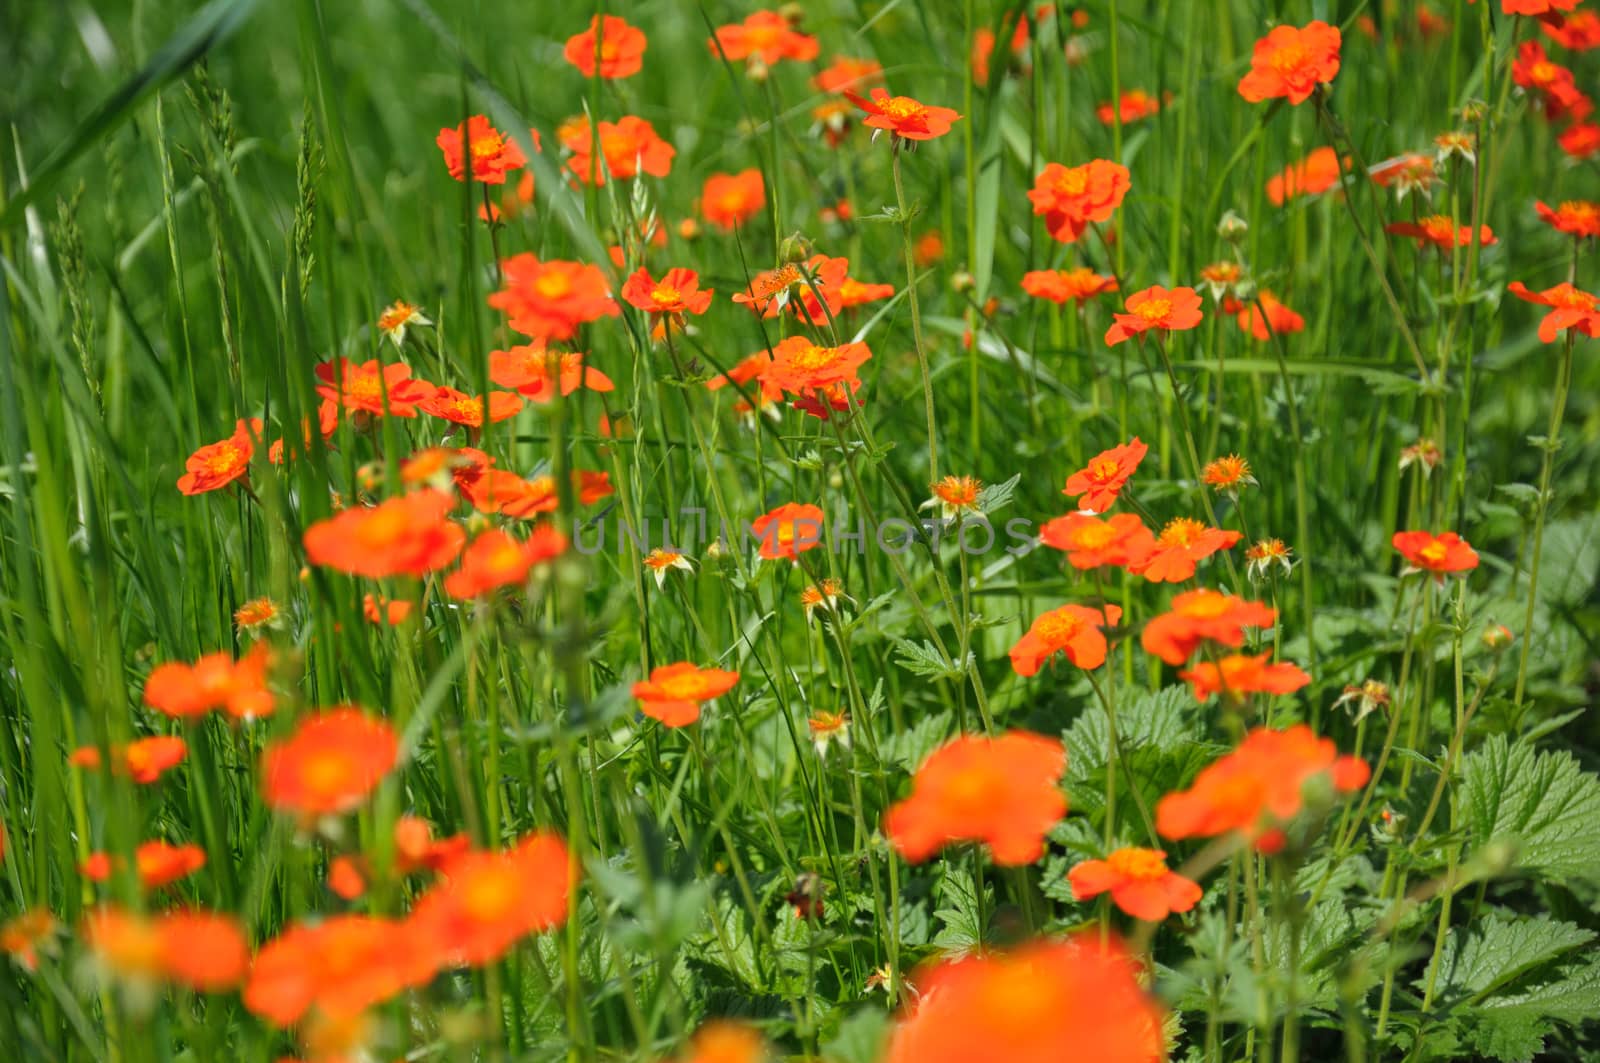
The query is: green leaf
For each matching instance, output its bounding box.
[879,710,953,774]
[822,1008,891,1063]
[1534,514,1600,609]
[1459,735,1600,884]
[1420,913,1594,1002]
[1063,685,1215,826]
[888,637,968,681]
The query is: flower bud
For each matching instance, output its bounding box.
[1218,210,1249,243]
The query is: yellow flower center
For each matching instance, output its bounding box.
[203,442,247,477]
[1106,847,1169,880]
[534,271,573,300]
[877,96,927,121]
[1179,591,1232,619]
[658,673,709,701]
[1159,517,1206,548]
[1034,609,1085,644]
[1419,541,1448,566]
[1072,521,1119,549]
[1056,168,1089,197]
[1269,43,1309,74]
[1134,298,1173,322]
[650,285,682,307]
[1088,458,1122,483]
[788,344,843,372]
[462,865,520,921]
[470,132,505,160]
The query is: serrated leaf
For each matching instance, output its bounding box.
[888,637,968,681]
[1420,913,1594,1003]
[1460,735,1600,884]
[879,711,953,773]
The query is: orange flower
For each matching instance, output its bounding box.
[1141,590,1276,665]
[884,936,1165,1063]
[751,502,827,560]
[886,731,1066,865]
[1559,121,1600,158]
[1105,285,1204,345]
[143,643,274,721]
[1244,537,1294,581]
[1392,529,1479,576]
[1096,89,1162,125]
[444,527,565,600]
[1061,437,1148,512]
[261,708,398,817]
[1027,159,1131,244]
[680,1021,770,1063]
[363,592,412,626]
[800,577,850,621]
[245,914,436,1027]
[633,662,740,727]
[463,470,609,518]
[1201,454,1256,492]
[1543,10,1600,49]
[1198,261,1243,299]
[234,596,281,633]
[563,15,647,79]
[489,255,619,342]
[417,386,524,427]
[488,343,614,402]
[813,56,883,94]
[1506,280,1600,341]
[1231,291,1305,341]
[71,736,189,784]
[1179,652,1311,703]
[1237,21,1342,105]
[1535,199,1600,238]
[1069,848,1202,921]
[1267,146,1346,206]
[315,358,432,418]
[436,116,526,185]
[926,475,983,521]
[268,400,340,465]
[735,253,851,321]
[1156,724,1368,851]
[409,832,572,967]
[1041,514,1156,574]
[1132,518,1242,583]
[560,115,676,185]
[81,841,206,890]
[704,350,774,393]
[84,907,248,992]
[622,267,715,317]
[1384,216,1496,251]
[1,910,56,971]
[700,169,766,231]
[304,490,466,579]
[376,300,431,346]
[1020,267,1118,305]
[1010,603,1122,676]
[760,336,872,396]
[710,9,819,68]
[844,87,962,141]
[838,275,895,307]
[1504,0,1582,14]
[178,418,261,495]
[1512,41,1580,103]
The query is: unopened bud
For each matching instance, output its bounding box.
[1218,210,1249,243]
[950,270,975,293]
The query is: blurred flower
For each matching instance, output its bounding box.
[558,115,675,185]
[1543,9,1600,50]
[700,169,766,231]
[1010,603,1122,675]
[409,832,572,967]
[1384,216,1496,251]
[363,593,412,626]
[436,116,526,185]
[1267,147,1346,206]
[85,907,248,993]
[1040,512,1156,571]
[143,642,274,721]
[1398,438,1443,475]
[1133,518,1242,583]
[490,255,620,342]
[1198,261,1243,300]
[71,736,188,784]
[234,596,283,633]
[1535,199,1600,238]
[1020,267,1118,305]
[1483,623,1515,651]
[1142,589,1276,665]
[1334,679,1391,723]
[1,910,57,971]
[445,527,565,600]
[800,576,851,620]
[885,731,1067,865]
[1433,130,1476,166]
[303,491,465,578]
[843,87,962,142]
[489,343,615,403]
[1244,537,1295,581]
[245,914,435,1028]
[680,1021,770,1063]
[1202,454,1257,493]
[1558,121,1600,158]
[709,10,819,71]
[81,841,206,890]
[418,386,525,428]
[1179,652,1311,704]
[1096,89,1163,125]
[813,56,883,94]
[376,300,431,347]
[261,708,398,817]
[563,15,647,79]
[1230,291,1305,341]
[1369,153,1439,201]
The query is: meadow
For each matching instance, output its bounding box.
[1,0,1599,1060]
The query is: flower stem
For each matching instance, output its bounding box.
[1513,330,1575,707]
[891,141,940,482]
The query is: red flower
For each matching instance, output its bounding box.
[1141,589,1277,665]
[621,267,715,316]
[409,832,573,968]
[1232,291,1306,341]
[177,418,261,496]
[559,115,675,186]
[1069,847,1202,921]
[700,169,766,230]
[1178,652,1312,703]
[813,57,883,94]
[1027,160,1131,244]
[81,841,206,890]
[71,736,188,784]
[417,386,524,427]
[1559,121,1600,158]
[1506,280,1600,341]
[843,87,963,142]
[1105,285,1205,346]
[563,15,647,79]
[444,527,565,600]
[1536,199,1600,238]
[632,662,740,727]
[1021,268,1118,305]
[1061,437,1149,513]
[436,116,526,185]
[885,731,1067,866]
[85,908,247,992]
[245,914,434,1028]
[143,644,274,721]
[488,343,614,401]
[261,708,398,817]
[1267,146,1346,206]
[885,936,1165,1063]
[1238,21,1342,104]
[709,10,819,67]
[1132,518,1242,583]
[303,490,466,579]
[1503,0,1581,16]
[751,502,827,560]
[838,275,895,307]
[489,255,619,342]
[760,335,872,396]
[1040,512,1156,571]
[1096,89,1163,125]
[1157,725,1368,851]
[1384,216,1496,251]
[1543,10,1600,49]
[1392,529,1480,576]
[1010,603,1122,676]
[315,358,432,418]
